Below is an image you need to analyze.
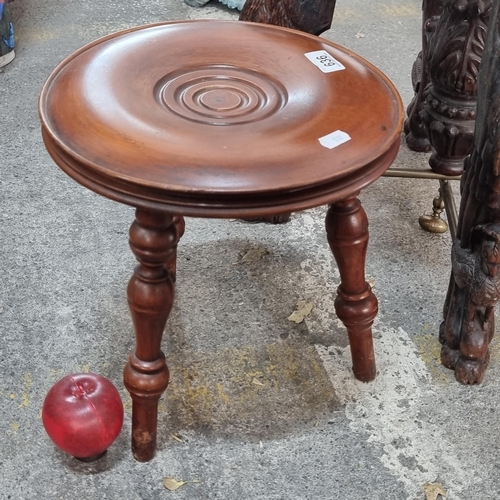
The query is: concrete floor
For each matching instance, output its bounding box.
[1,0,499,499]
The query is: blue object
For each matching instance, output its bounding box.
[3,21,14,49]
[0,0,15,67]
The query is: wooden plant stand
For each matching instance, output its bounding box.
[39,20,403,460]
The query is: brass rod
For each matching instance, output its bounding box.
[383,168,461,181]
[440,179,458,240]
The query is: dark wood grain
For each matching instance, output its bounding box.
[240,0,337,35]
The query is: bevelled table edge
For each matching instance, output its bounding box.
[42,126,402,218]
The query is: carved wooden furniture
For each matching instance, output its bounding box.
[404,0,499,384]
[406,0,491,177]
[404,0,491,237]
[439,0,500,385]
[39,20,403,460]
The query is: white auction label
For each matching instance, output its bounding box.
[318,130,351,149]
[304,50,345,73]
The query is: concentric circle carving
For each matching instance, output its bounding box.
[157,66,286,125]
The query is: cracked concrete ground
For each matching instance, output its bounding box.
[1,0,499,499]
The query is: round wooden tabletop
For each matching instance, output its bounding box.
[39,20,403,218]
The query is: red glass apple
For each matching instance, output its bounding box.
[42,373,124,461]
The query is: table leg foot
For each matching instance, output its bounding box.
[441,279,494,385]
[326,198,378,382]
[124,208,180,461]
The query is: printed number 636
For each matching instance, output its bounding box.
[317,54,337,67]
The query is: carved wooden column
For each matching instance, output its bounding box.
[405,0,443,152]
[326,198,378,382]
[123,209,180,461]
[441,0,500,384]
[420,0,492,176]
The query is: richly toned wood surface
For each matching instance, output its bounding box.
[39,20,403,460]
[440,1,500,385]
[39,21,402,219]
[239,0,337,35]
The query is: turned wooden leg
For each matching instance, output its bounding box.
[123,208,180,461]
[326,198,378,382]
